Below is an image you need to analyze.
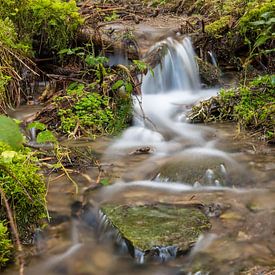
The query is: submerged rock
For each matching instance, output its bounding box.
[100,203,211,261]
[157,148,252,186]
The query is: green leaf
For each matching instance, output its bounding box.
[250,20,266,26]
[254,35,270,48]
[266,18,275,25]
[85,55,97,66]
[0,116,24,150]
[260,12,273,20]
[66,49,75,55]
[36,130,57,143]
[100,178,110,186]
[58,48,70,55]
[51,162,62,169]
[68,82,79,90]
[125,82,133,93]
[27,121,46,131]
[112,80,124,90]
[1,151,17,163]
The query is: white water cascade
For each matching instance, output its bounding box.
[107,37,218,155]
[105,36,253,189]
[141,37,201,93]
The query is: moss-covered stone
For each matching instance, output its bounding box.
[101,203,211,253]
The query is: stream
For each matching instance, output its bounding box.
[5,37,275,274]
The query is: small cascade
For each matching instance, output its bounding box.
[141,37,200,94]
[97,210,133,255]
[106,36,218,156]
[208,51,218,67]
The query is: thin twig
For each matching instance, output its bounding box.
[0,187,24,275]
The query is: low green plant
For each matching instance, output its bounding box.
[194,75,275,141]
[233,75,275,137]
[239,2,275,75]
[0,0,82,53]
[56,46,133,137]
[57,83,114,135]
[0,221,12,268]
[27,121,57,143]
[104,11,119,22]
[0,139,48,240]
[190,75,274,141]
[55,79,133,137]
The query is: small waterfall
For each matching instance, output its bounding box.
[106,36,218,156]
[208,51,218,67]
[141,37,200,94]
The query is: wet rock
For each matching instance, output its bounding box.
[196,57,221,87]
[157,148,252,186]
[203,202,230,218]
[100,203,211,261]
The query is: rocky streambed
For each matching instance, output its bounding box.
[2,121,273,275]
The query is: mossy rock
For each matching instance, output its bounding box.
[101,203,211,254]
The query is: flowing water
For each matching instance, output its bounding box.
[5,38,275,274]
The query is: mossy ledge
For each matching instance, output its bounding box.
[188,75,275,143]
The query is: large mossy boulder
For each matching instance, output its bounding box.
[101,203,211,259]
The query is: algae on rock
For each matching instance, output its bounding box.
[101,203,211,254]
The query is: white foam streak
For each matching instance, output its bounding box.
[99,181,265,201]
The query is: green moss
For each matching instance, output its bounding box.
[0,0,82,53]
[238,0,275,35]
[222,0,248,15]
[189,75,275,141]
[56,81,132,137]
[205,16,231,37]
[233,75,275,139]
[0,142,47,240]
[101,203,211,252]
[0,221,13,268]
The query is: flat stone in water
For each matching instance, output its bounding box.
[101,203,211,253]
